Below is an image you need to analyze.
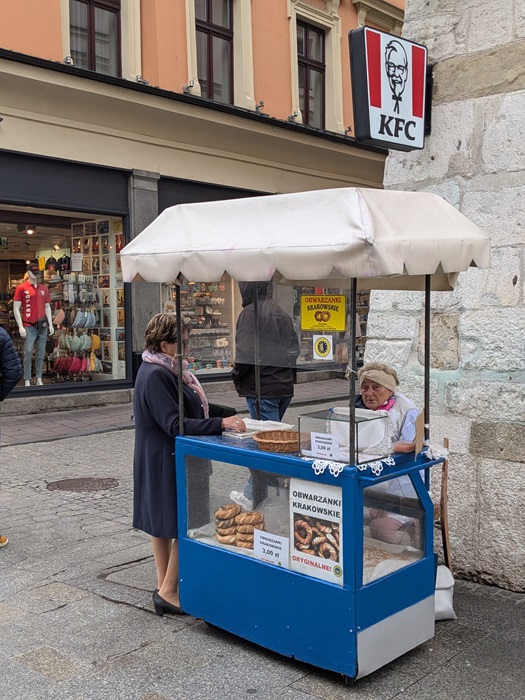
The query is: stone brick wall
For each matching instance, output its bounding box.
[373,0,525,590]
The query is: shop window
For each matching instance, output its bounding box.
[195,0,233,104]
[0,210,127,387]
[293,285,369,368]
[288,0,344,133]
[297,21,325,129]
[162,277,234,375]
[69,0,121,77]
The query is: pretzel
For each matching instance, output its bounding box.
[236,532,254,543]
[216,533,237,544]
[234,511,264,525]
[215,503,241,520]
[215,525,237,536]
[215,516,237,529]
[236,540,254,549]
[319,542,338,561]
[294,519,313,545]
[236,524,257,534]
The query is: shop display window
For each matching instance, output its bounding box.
[162,277,234,375]
[362,476,425,585]
[292,285,369,367]
[0,211,127,387]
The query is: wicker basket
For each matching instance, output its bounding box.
[253,430,299,454]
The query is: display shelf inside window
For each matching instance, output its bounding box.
[163,278,234,373]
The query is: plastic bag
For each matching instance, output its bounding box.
[259,488,290,536]
[435,565,457,620]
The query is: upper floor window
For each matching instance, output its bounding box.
[69,0,121,77]
[297,21,325,129]
[195,0,233,104]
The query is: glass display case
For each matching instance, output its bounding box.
[363,475,425,584]
[298,407,391,463]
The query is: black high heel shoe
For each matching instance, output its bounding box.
[152,591,186,617]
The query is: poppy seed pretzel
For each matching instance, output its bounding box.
[214,516,237,529]
[215,525,237,536]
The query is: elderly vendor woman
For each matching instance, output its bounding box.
[357,361,419,453]
[357,361,421,545]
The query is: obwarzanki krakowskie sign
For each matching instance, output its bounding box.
[349,27,428,151]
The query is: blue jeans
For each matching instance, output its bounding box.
[246,397,292,422]
[23,325,48,380]
[243,397,292,499]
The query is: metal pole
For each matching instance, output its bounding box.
[349,279,357,463]
[254,284,261,420]
[175,281,184,436]
[424,275,430,442]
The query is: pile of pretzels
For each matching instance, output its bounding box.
[214,503,265,550]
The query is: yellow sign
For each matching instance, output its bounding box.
[300,295,346,332]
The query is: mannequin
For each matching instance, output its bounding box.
[13,263,54,386]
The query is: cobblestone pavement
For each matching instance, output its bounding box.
[0,404,524,699]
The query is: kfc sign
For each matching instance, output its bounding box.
[349,27,428,151]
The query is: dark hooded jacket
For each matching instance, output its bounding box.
[0,327,22,401]
[231,282,300,398]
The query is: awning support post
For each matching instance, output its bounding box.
[176,281,184,436]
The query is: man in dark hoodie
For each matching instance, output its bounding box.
[230,282,300,507]
[0,326,23,547]
[232,281,300,420]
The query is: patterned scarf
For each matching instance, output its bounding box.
[142,350,209,418]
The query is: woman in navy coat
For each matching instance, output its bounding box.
[133,313,245,616]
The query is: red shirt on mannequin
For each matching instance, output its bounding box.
[13,281,51,326]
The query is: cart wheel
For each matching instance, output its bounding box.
[343,675,355,687]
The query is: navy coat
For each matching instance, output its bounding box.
[133,361,223,538]
[0,327,22,401]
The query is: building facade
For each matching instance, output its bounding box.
[369,0,525,590]
[0,0,403,399]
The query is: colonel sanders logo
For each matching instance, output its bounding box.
[385,40,408,114]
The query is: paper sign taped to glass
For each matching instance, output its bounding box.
[289,478,343,586]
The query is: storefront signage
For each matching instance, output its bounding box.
[300,295,346,331]
[313,335,333,361]
[289,478,343,586]
[349,27,428,151]
[253,530,289,569]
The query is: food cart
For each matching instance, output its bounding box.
[121,187,490,681]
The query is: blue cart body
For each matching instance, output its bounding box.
[176,436,442,680]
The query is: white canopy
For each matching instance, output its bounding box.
[120,187,490,291]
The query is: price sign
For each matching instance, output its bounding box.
[71,253,83,272]
[311,432,340,460]
[253,531,289,569]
